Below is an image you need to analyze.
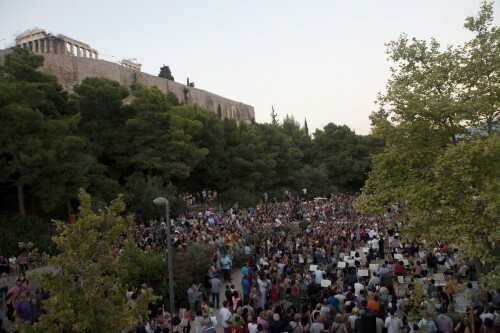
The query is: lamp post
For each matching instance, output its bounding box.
[153,197,175,315]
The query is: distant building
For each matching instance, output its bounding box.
[15,27,99,60]
[7,28,253,122]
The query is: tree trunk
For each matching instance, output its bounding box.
[66,200,73,217]
[18,185,26,217]
[474,257,490,305]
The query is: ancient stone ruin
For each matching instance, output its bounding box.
[15,28,99,59]
[7,28,254,122]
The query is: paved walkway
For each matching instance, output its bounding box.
[211,266,243,333]
[1,265,58,332]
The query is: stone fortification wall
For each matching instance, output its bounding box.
[0,50,255,122]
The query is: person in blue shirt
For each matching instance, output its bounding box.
[242,263,249,277]
[242,275,251,301]
[327,290,340,313]
[219,253,232,283]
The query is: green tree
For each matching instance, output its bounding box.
[270,105,278,125]
[357,2,499,295]
[166,91,180,106]
[0,47,92,216]
[182,87,189,104]
[282,115,312,164]
[25,190,157,333]
[259,122,303,189]
[126,84,208,181]
[312,123,377,192]
[180,107,229,191]
[73,77,130,202]
[293,164,332,198]
[158,65,174,81]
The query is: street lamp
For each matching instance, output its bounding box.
[153,197,175,316]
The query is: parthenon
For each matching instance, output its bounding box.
[15,28,99,59]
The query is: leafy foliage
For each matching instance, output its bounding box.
[0,47,93,215]
[26,190,158,333]
[358,2,499,291]
[172,243,215,306]
[0,215,56,256]
[218,188,259,210]
[158,65,174,81]
[1,46,382,217]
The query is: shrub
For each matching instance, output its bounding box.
[0,215,57,257]
[173,243,216,306]
[231,249,247,268]
[170,197,188,219]
[218,188,259,210]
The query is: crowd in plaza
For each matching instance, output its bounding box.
[1,190,499,333]
[134,191,500,333]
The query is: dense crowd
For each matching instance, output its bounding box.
[1,190,499,333]
[133,192,500,333]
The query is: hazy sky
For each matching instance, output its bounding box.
[1,0,497,134]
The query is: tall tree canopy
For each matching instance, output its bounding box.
[0,47,382,217]
[358,2,499,291]
[0,47,93,216]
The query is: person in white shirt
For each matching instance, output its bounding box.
[347,258,356,268]
[220,301,232,332]
[368,272,381,288]
[247,315,258,333]
[354,278,364,297]
[257,274,269,308]
[385,308,403,333]
[348,307,359,331]
[315,266,326,285]
[370,237,380,252]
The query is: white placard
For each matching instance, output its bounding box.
[403,259,409,266]
[369,264,379,271]
[358,269,369,277]
[397,276,404,284]
[350,251,356,257]
[394,253,403,260]
[321,279,332,287]
[309,264,318,272]
[433,273,445,282]
[337,261,346,268]
[343,256,350,262]
[362,247,369,253]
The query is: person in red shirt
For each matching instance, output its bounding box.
[228,316,244,333]
[394,261,406,277]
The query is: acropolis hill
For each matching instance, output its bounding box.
[0,28,255,122]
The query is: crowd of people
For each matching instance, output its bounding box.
[134,192,500,333]
[1,190,498,333]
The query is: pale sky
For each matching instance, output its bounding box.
[1,0,497,135]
